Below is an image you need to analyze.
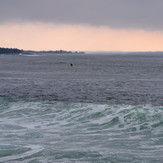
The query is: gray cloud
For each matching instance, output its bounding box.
[0,0,163,30]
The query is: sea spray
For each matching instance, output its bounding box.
[0,98,163,162]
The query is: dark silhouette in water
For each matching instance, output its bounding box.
[69,63,73,67]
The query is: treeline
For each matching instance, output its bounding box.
[36,50,85,54]
[0,47,22,54]
[0,47,85,55]
[24,49,85,54]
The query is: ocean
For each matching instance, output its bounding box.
[0,53,163,162]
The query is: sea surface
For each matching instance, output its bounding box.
[0,53,163,162]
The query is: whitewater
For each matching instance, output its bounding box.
[0,53,163,162]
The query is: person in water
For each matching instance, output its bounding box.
[69,63,73,67]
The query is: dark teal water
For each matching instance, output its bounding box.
[0,53,163,162]
[0,98,163,162]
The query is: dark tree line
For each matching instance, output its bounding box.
[0,47,85,55]
[0,47,22,54]
[37,50,84,54]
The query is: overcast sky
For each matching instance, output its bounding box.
[1,0,163,51]
[1,0,163,30]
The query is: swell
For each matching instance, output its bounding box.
[0,98,163,162]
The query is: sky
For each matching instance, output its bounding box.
[0,0,163,51]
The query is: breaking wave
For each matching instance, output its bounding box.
[0,98,163,162]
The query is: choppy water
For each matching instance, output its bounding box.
[0,53,163,162]
[0,98,163,162]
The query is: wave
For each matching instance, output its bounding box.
[0,98,163,162]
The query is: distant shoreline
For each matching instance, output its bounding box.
[0,47,85,55]
[23,49,85,55]
[1,47,163,56]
